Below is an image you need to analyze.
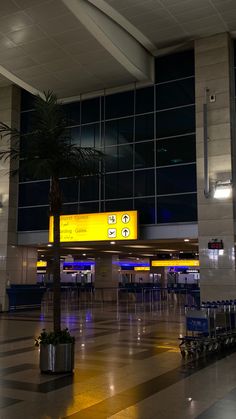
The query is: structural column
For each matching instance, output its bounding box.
[195,33,236,301]
[0,85,37,311]
[95,255,120,301]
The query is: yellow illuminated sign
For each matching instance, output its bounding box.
[49,211,138,242]
[37,260,47,267]
[151,260,199,267]
[134,267,150,271]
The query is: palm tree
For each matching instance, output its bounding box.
[0,91,103,332]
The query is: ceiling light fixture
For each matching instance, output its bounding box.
[213,180,232,199]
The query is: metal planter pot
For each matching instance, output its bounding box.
[40,343,74,373]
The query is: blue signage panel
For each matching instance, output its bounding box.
[186,317,209,333]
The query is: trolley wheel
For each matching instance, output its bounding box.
[180,350,186,358]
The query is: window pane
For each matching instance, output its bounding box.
[118,117,134,144]
[105,146,117,172]
[62,102,80,125]
[105,144,133,172]
[135,113,154,141]
[20,111,34,134]
[63,202,100,214]
[156,106,195,138]
[105,120,117,146]
[81,97,100,123]
[19,181,50,206]
[134,197,155,224]
[155,50,194,83]
[105,118,134,146]
[233,40,236,68]
[105,199,133,212]
[18,206,49,231]
[105,172,133,199]
[101,95,105,120]
[70,126,81,146]
[80,176,99,201]
[157,164,196,194]
[62,203,79,215]
[156,78,195,110]
[105,91,134,119]
[157,193,197,223]
[60,178,79,203]
[157,135,196,166]
[135,141,154,168]
[78,202,99,213]
[134,169,155,196]
[135,86,154,114]
[21,90,35,111]
[81,123,100,147]
[19,160,49,182]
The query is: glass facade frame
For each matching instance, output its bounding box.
[19,49,197,230]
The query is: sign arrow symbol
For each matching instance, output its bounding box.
[121,227,130,238]
[122,214,130,223]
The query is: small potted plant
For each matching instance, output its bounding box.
[35,328,75,374]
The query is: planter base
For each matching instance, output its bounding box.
[40,343,74,374]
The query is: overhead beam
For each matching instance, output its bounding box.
[62,0,154,82]
[88,0,157,53]
[0,65,42,97]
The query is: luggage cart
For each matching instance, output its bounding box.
[179,301,236,358]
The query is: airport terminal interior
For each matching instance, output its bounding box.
[1,0,236,417]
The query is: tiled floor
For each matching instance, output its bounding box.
[0,297,236,418]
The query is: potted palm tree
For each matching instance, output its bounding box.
[0,91,103,373]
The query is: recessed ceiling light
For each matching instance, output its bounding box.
[103,250,121,253]
[47,244,52,247]
[158,249,176,252]
[123,245,152,249]
[110,241,116,245]
[184,239,190,242]
[82,253,86,256]
[67,247,92,250]
[142,254,155,257]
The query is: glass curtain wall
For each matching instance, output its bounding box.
[18,49,196,231]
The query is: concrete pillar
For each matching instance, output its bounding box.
[195,33,236,301]
[95,255,120,301]
[0,85,37,310]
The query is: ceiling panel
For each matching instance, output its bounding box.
[0,0,19,17]
[6,25,46,45]
[14,0,50,8]
[38,13,80,36]
[0,11,33,33]
[0,0,233,99]
[23,0,69,22]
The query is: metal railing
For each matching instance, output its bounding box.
[41,285,199,310]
